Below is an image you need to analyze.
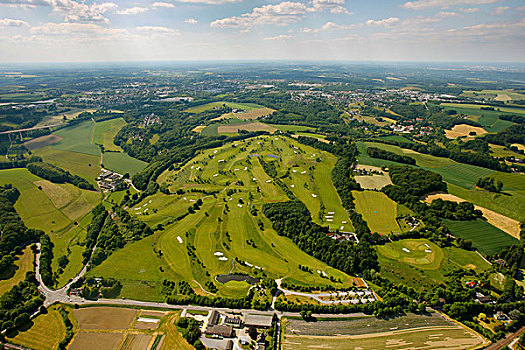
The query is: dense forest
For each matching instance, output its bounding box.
[366,147,416,165]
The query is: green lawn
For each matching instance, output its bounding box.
[445,219,519,255]
[102,152,147,176]
[353,191,401,234]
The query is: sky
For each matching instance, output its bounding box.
[0,0,524,63]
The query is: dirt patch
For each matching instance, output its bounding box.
[24,134,62,150]
[73,307,137,330]
[445,124,488,139]
[422,193,520,238]
[218,122,276,133]
[69,332,123,350]
[216,274,260,284]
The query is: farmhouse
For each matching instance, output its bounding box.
[244,314,273,329]
[205,324,234,338]
[209,310,220,326]
[224,316,243,328]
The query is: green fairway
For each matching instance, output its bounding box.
[92,135,359,299]
[185,101,264,113]
[93,117,126,152]
[353,191,401,234]
[102,151,147,176]
[445,219,519,255]
[377,238,491,290]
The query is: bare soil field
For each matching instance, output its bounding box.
[73,307,137,330]
[24,134,62,150]
[423,193,520,238]
[217,122,276,133]
[445,124,488,139]
[69,331,123,350]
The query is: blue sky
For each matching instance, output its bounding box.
[0,0,523,62]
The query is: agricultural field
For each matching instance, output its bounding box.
[65,306,190,350]
[423,192,521,238]
[283,312,486,350]
[217,121,277,134]
[444,124,488,139]
[354,164,393,190]
[184,101,264,114]
[102,152,147,176]
[6,305,67,350]
[357,141,496,189]
[0,246,33,296]
[353,190,401,234]
[440,103,522,132]
[36,108,97,128]
[52,120,100,156]
[0,168,100,233]
[461,90,525,103]
[93,117,126,152]
[90,135,358,299]
[445,219,519,256]
[377,238,491,289]
[211,107,275,121]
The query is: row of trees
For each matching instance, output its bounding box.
[27,161,94,190]
[367,147,416,165]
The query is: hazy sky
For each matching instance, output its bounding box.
[0,0,524,62]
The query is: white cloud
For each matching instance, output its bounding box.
[263,34,292,40]
[46,1,118,23]
[117,6,148,15]
[437,11,460,16]
[136,26,178,33]
[402,0,500,10]
[211,1,307,28]
[366,17,400,27]
[152,2,174,8]
[0,18,29,27]
[185,18,198,24]
[0,0,47,8]
[459,7,479,12]
[492,6,509,15]
[30,22,126,36]
[307,0,351,14]
[176,0,241,4]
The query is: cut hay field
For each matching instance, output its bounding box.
[445,219,519,256]
[377,238,491,289]
[283,312,486,350]
[91,135,358,299]
[212,107,275,121]
[217,121,277,133]
[7,305,66,350]
[423,192,521,238]
[354,165,392,190]
[353,191,401,234]
[93,117,126,152]
[445,124,488,139]
[0,168,99,233]
[0,246,33,295]
[185,101,264,113]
